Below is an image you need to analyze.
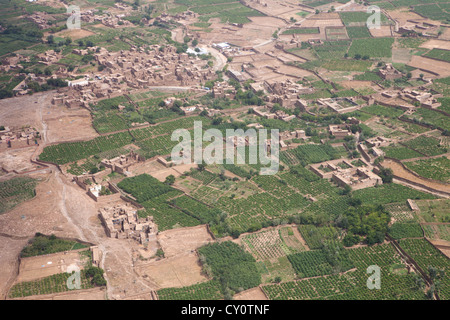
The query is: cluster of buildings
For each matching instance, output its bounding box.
[81,9,133,28]
[328,124,354,139]
[397,20,442,37]
[310,158,383,190]
[37,50,61,66]
[156,10,197,24]
[377,63,403,80]
[377,87,442,110]
[253,106,296,122]
[95,45,215,88]
[27,12,53,29]
[315,97,362,114]
[99,204,157,244]
[0,54,28,72]
[101,151,142,176]
[264,79,315,108]
[401,88,442,109]
[0,126,40,150]
[212,81,236,99]
[51,43,215,109]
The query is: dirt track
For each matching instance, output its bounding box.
[382,159,450,196]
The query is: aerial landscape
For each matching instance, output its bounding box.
[0,0,449,304]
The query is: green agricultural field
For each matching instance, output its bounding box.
[8,266,106,298]
[381,145,423,160]
[339,11,391,26]
[0,177,37,214]
[405,108,450,131]
[404,157,450,183]
[282,28,319,35]
[346,26,372,39]
[21,234,88,257]
[321,59,371,72]
[413,4,450,22]
[423,48,450,63]
[361,104,404,118]
[157,280,223,300]
[263,244,427,300]
[398,239,450,300]
[402,135,447,157]
[352,183,436,206]
[348,38,394,58]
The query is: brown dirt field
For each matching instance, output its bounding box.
[439,28,450,41]
[300,19,343,28]
[234,287,268,300]
[369,26,392,38]
[419,39,450,51]
[0,172,80,238]
[11,287,106,300]
[407,56,450,77]
[339,80,374,89]
[54,28,96,41]
[17,250,87,283]
[389,9,425,26]
[0,147,40,173]
[43,107,98,144]
[0,236,29,299]
[131,159,197,182]
[392,48,412,64]
[381,159,450,195]
[428,239,450,258]
[135,252,207,289]
[0,91,52,132]
[157,225,214,258]
[0,90,97,145]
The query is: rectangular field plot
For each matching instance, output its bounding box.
[397,239,450,300]
[404,157,450,183]
[348,38,394,58]
[262,244,427,300]
[242,227,307,261]
[402,135,448,157]
[325,27,348,40]
[384,202,416,223]
[0,177,37,214]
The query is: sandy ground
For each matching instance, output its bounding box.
[388,9,425,27]
[54,28,96,40]
[407,56,450,78]
[16,250,89,283]
[11,287,107,300]
[382,159,450,195]
[0,91,51,132]
[234,286,268,300]
[0,147,40,173]
[0,236,29,299]
[135,252,207,289]
[131,160,197,182]
[157,225,214,258]
[42,105,98,144]
[419,39,450,51]
[369,26,392,38]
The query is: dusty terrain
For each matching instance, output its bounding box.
[135,252,208,289]
[382,159,450,196]
[234,286,268,300]
[157,225,214,258]
[407,56,450,78]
